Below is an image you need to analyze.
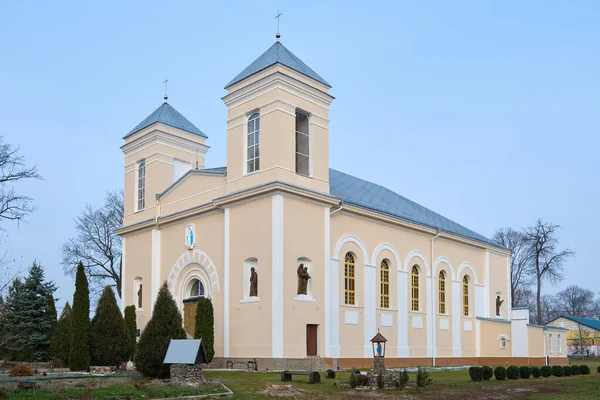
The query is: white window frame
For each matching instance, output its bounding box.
[244,112,260,175]
[135,160,146,212]
[295,110,311,177]
[557,334,562,354]
[548,334,553,354]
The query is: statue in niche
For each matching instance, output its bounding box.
[297,264,311,295]
[249,267,258,297]
[137,284,143,308]
[496,295,504,316]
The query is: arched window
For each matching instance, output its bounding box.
[137,161,146,211]
[380,259,390,308]
[295,111,309,175]
[344,253,355,305]
[411,265,419,311]
[557,334,562,353]
[548,334,553,353]
[246,113,260,173]
[439,271,446,314]
[463,275,470,316]
[500,337,506,349]
[190,279,204,298]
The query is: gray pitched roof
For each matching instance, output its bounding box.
[329,168,502,249]
[225,42,331,89]
[124,102,207,139]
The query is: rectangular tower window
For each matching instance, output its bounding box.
[295,112,309,176]
[247,113,260,173]
[137,160,145,211]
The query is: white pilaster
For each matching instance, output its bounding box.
[329,258,340,358]
[475,284,485,318]
[475,318,481,357]
[121,238,126,310]
[150,228,161,315]
[397,270,409,357]
[364,263,377,357]
[426,275,433,358]
[452,280,462,357]
[271,195,284,358]
[506,256,512,321]
[223,208,230,357]
[324,207,331,357]
[511,309,529,356]
[484,251,490,318]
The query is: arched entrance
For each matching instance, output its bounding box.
[183,278,205,336]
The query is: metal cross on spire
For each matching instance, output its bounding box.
[163,77,169,102]
[275,10,283,41]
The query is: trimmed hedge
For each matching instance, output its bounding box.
[563,366,572,377]
[494,366,507,380]
[482,366,493,381]
[507,366,520,380]
[531,366,541,378]
[541,366,552,377]
[469,367,483,382]
[519,366,531,379]
[571,365,580,375]
[580,365,591,375]
[552,365,564,377]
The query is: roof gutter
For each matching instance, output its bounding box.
[330,201,344,216]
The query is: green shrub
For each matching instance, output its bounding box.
[69,263,91,371]
[135,283,186,378]
[416,367,432,387]
[0,388,8,399]
[9,365,33,377]
[519,366,531,379]
[552,365,564,377]
[507,366,520,379]
[562,366,572,376]
[541,366,552,377]
[482,366,493,380]
[531,366,541,378]
[580,365,591,375]
[124,305,137,360]
[469,366,483,382]
[494,366,507,380]
[326,369,336,379]
[395,369,409,389]
[356,374,369,387]
[349,372,357,388]
[571,365,580,375]
[597,366,600,374]
[193,298,215,363]
[90,287,129,366]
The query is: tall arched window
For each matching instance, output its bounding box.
[411,265,419,311]
[344,253,355,305]
[190,279,204,298]
[439,271,446,314]
[137,161,146,211]
[557,334,562,353]
[548,334,553,353]
[295,111,309,175]
[463,275,470,316]
[380,259,390,308]
[246,113,260,173]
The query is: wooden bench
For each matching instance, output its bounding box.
[17,381,36,390]
[280,370,321,384]
[226,359,257,371]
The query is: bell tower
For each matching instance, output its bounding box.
[222,40,334,194]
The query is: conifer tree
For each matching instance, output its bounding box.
[90,287,129,366]
[135,282,185,378]
[69,262,91,371]
[50,302,71,367]
[194,297,215,362]
[46,294,58,357]
[124,305,137,360]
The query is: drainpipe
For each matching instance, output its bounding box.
[155,196,161,229]
[330,201,344,216]
[430,229,441,367]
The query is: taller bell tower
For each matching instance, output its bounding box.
[222,40,334,194]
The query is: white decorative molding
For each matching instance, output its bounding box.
[223,208,230,357]
[324,207,331,357]
[404,250,430,276]
[381,313,393,327]
[457,262,479,284]
[433,256,456,280]
[345,311,359,325]
[364,257,377,357]
[439,318,449,330]
[371,243,402,271]
[464,320,473,332]
[121,238,126,310]
[294,295,316,303]
[272,195,284,358]
[412,316,423,329]
[333,235,369,264]
[240,297,260,304]
[166,249,220,293]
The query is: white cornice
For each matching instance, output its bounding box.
[121,129,209,155]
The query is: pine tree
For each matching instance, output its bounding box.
[69,262,91,371]
[49,302,71,367]
[90,287,129,366]
[194,298,215,363]
[3,262,56,361]
[46,294,58,358]
[135,282,185,378]
[124,305,137,360]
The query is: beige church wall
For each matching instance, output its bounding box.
[461,317,477,357]
[122,229,153,328]
[479,319,512,357]
[159,174,227,217]
[527,326,545,358]
[228,197,273,358]
[489,252,510,318]
[433,239,486,284]
[281,196,326,358]
[373,248,398,356]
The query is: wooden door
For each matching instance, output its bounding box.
[306,324,318,356]
[183,301,199,336]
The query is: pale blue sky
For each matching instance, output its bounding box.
[1,1,598,309]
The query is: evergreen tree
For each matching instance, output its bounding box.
[46,294,58,358]
[135,282,185,378]
[194,298,215,363]
[2,262,56,361]
[69,262,91,371]
[49,302,71,367]
[90,287,129,366]
[0,295,6,357]
[124,305,137,360]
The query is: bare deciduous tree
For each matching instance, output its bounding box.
[493,227,532,308]
[61,190,124,297]
[556,285,595,318]
[523,219,575,325]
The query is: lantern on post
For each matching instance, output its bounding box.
[370,330,387,358]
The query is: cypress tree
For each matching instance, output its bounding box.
[135,282,185,378]
[50,302,71,367]
[124,305,137,360]
[69,262,91,371]
[46,294,58,358]
[90,287,129,366]
[194,298,215,363]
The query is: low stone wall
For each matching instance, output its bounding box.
[209,357,332,371]
[170,364,205,386]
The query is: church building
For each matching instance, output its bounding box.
[117,39,567,368]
